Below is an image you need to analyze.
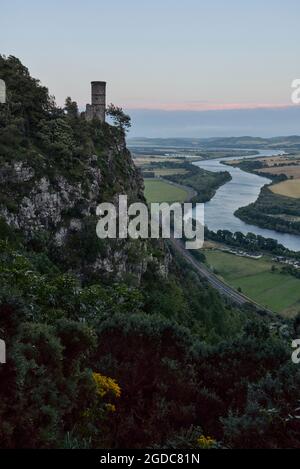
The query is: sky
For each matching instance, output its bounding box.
[1,0,300,137]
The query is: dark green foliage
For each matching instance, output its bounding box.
[0,318,96,448]
[106,104,131,133]
[1,220,300,448]
[94,312,198,447]
[0,55,55,141]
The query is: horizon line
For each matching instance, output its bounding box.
[123,103,296,112]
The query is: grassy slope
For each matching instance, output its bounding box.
[144,179,189,203]
[204,250,300,316]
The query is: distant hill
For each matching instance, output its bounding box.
[128,135,300,150]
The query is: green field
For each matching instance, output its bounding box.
[144,179,189,203]
[204,250,300,316]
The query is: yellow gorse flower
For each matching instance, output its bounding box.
[197,435,216,449]
[92,372,121,399]
[105,403,116,413]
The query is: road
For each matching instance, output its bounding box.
[169,236,274,316]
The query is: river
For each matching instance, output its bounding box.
[192,150,300,252]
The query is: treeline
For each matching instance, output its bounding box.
[206,227,300,259]
[224,159,288,183]
[281,265,300,279]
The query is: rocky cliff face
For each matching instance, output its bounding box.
[0,125,168,283]
[0,132,143,235]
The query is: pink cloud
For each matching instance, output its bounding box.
[123,101,293,112]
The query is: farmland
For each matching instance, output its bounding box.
[271,179,300,198]
[144,179,189,203]
[227,153,300,179]
[258,166,300,179]
[204,249,300,316]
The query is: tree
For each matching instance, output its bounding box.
[64,97,78,119]
[106,104,131,133]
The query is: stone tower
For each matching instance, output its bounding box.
[86,81,106,122]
